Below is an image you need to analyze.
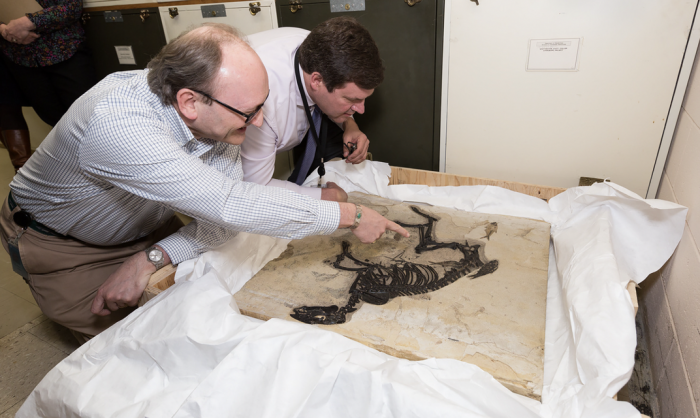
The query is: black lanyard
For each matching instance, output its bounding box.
[294,49,327,178]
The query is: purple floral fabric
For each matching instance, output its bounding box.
[1,0,85,67]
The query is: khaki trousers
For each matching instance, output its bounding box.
[0,196,183,343]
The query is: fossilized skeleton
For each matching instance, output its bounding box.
[291,206,499,325]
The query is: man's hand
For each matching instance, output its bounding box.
[342,118,369,164]
[90,246,169,316]
[2,17,39,45]
[321,181,348,202]
[339,203,409,243]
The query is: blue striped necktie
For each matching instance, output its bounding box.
[295,106,322,185]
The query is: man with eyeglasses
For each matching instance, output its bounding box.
[0,23,408,343]
[240,18,380,202]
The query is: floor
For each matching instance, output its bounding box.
[0,147,662,417]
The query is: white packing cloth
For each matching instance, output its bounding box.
[17,161,686,418]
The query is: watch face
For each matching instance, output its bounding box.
[149,250,163,262]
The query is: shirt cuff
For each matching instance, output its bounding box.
[314,200,341,236]
[155,233,201,265]
[26,13,43,31]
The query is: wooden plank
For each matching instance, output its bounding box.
[390,166,566,201]
[627,281,639,316]
[139,264,177,306]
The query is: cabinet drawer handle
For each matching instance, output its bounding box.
[290,0,303,13]
[405,0,422,6]
[249,2,261,15]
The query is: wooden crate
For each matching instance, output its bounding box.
[389,167,566,201]
[137,166,640,404]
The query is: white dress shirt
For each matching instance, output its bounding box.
[242,27,323,199]
[10,70,339,264]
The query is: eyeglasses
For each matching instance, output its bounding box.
[192,89,269,124]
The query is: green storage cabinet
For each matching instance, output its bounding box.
[81,7,168,81]
[277,0,444,170]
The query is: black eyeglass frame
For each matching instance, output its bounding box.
[192,89,269,124]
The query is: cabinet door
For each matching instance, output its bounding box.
[277,0,443,170]
[82,8,167,81]
[159,1,278,43]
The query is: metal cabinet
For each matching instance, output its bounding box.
[277,0,444,171]
[158,1,290,178]
[159,1,278,42]
[81,7,168,81]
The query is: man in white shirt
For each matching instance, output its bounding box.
[0,23,407,342]
[241,18,382,202]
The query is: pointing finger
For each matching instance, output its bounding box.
[385,221,409,238]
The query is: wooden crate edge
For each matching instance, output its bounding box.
[389,166,566,201]
[139,264,177,306]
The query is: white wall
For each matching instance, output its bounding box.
[443,0,696,196]
[642,42,700,418]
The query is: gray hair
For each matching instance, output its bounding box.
[147,23,246,105]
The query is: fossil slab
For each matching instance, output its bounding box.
[234,192,550,400]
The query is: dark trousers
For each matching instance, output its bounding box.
[1,43,97,127]
[289,115,345,184]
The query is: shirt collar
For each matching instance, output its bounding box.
[138,69,197,148]
[294,47,316,109]
[162,103,198,147]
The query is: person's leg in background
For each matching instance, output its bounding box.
[44,42,99,119]
[0,106,31,173]
[0,59,32,172]
[1,42,98,127]
[0,53,62,127]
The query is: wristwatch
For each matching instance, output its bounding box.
[145,246,165,270]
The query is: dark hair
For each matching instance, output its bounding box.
[299,17,384,92]
[147,23,245,105]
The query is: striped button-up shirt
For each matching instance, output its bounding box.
[10,70,340,264]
